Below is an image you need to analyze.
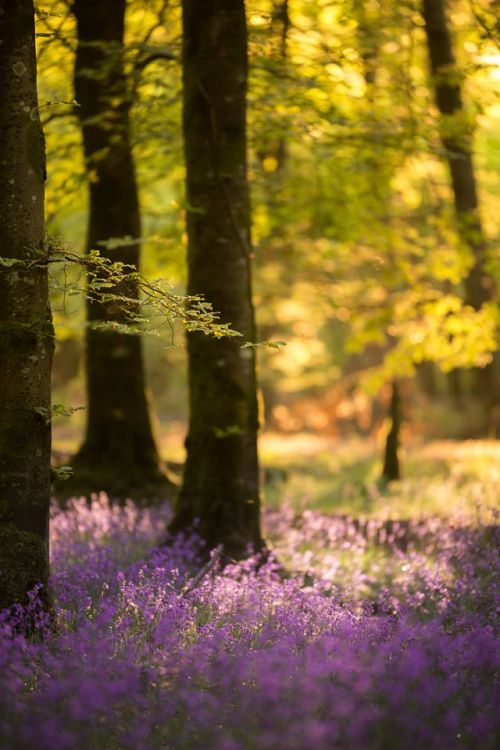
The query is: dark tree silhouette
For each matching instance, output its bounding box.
[355,9,402,479]
[170,0,263,558]
[70,0,172,497]
[0,0,54,609]
[422,0,499,435]
[382,380,401,482]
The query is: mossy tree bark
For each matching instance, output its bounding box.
[382,380,401,482]
[70,0,171,499]
[169,0,263,559]
[0,0,54,610]
[422,0,499,435]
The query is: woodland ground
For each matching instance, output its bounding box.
[52,424,500,519]
[1,436,499,749]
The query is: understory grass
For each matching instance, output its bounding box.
[261,435,499,520]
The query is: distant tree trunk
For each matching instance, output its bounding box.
[272,0,290,58]
[355,13,405,475]
[382,380,401,482]
[169,0,263,559]
[418,361,438,399]
[355,0,379,91]
[267,0,289,168]
[422,0,499,435]
[70,0,171,498]
[447,367,463,404]
[256,0,290,421]
[0,0,54,610]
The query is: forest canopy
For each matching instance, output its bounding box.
[37,0,499,423]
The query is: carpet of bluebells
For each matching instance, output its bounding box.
[1,493,499,750]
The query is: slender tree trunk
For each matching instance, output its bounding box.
[355,12,406,476]
[447,367,463,404]
[169,0,263,559]
[422,0,499,435]
[0,0,54,610]
[356,0,379,91]
[257,1,291,421]
[382,380,401,482]
[272,0,290,58]
[267,0,289,168]
[418,361,438,399]
[70,0,171,498]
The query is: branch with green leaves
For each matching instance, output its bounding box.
[1,240,290,355]
[1,237,240,341]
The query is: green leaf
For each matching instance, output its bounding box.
[52,465,73,481]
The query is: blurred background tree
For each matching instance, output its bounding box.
[68,0,174,499]
[422,0,500,434]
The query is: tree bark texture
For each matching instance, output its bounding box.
[71,0,170,497]
[382,380,401,482]
[170,0,263,558]
[0,0,54,609]
[422,0,499,434]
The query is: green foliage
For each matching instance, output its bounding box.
[34,404,85,424]
[7,237,241,341]
[51,464,73,481]
[241,340,287,350]
[35,0,499,421]
[248,0,499,402]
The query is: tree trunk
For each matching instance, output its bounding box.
[70,0,171,499]
[447,367,463,404]
[256,1,291,421]
[169,0,263,559]
[0,0,54,610]
[422,0,499,435]
[355,12,406,474]
[266,0,289,168]
[355,0,379,90]
[382,380,401,482]
[417,361,438,399]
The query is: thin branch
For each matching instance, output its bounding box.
[181,545,224,596]
[41,109,76,127]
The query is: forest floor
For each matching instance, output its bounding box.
[259,433,499,520]
[3,432,496,749]
[53,422,499,522]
